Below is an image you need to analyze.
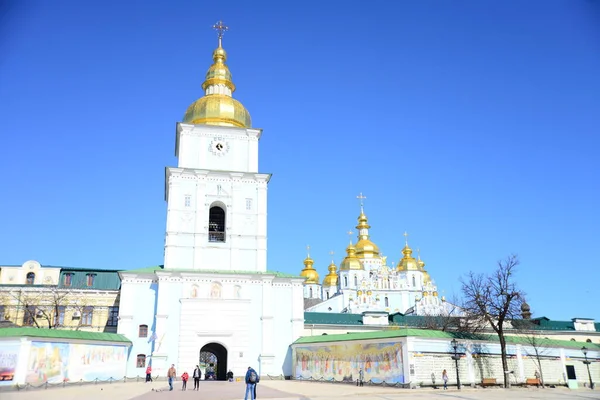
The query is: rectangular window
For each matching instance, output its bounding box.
[139,324,148,338]
[23,306,36,326]
[81,306,93,326]
[63,273,72,287]
[136,354,146,368]
[184,195,191,207]
[86,274,96,287]
[107,306,119,327]
[55,306,66,326]
[0,305,5,321]
[245,198,252,210]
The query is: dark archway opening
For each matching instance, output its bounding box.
[199,343,227,381]
[208,206,226,242]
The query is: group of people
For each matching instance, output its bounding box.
[145,363,260,398]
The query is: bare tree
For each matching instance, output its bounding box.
[460,254,525,388]
[417,295,487,334]
[513,319,550,387]
[1,286,90,329]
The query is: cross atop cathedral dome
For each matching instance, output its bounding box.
[182,21,252,128]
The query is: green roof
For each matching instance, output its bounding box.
[305,312,364,325]
[0,327,131,343]
[58,268,121,290]
[294,328,600,351]
[122,265,301,279]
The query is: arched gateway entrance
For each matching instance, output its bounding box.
[199,343,227,381]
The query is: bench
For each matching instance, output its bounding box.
[482,378,497,387]
[526,378,540,386]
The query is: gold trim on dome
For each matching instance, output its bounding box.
[182,22,251,128]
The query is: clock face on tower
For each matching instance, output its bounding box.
[209,138,230,156]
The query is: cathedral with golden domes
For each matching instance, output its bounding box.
[300,199,453,316]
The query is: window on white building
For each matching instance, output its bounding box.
[344,276,348,287]
[354,276,358,287]
[208,205,226,242]
[385,297,389,307]
[184,195,191,207]
[245,198,253,210]
[309,287,313,298]
[412,276,416,287]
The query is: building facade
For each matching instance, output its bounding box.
[300,208,453,317]
[0,260,121,333]
[116,27,304,379]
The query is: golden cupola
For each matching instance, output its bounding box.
[340,242,363,271]
[397,233,419,271]
[300,251,319,284]
[417,249,431,283]
[182,22,252,128]
[354,210,380,258]
[323,261,339,286]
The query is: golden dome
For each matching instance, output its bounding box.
[354,211,380,257]
[323,262,339,286]
[182,45,252,128]
[339,243,363,271]
[397,245,419,271]
[422,270,431,284]
[300,256,319,284]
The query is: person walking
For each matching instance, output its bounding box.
[244,366,258,400]
[181,371,189,391]
[167,364,177,391]
[145,365,152,382]
[193,365,201,390]
[358,368,364,387]
[442,369,448,390]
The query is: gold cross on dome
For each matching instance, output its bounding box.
[347,230,354,244]
[213,20,229,46]
[404,231,409,246]
[306,245,311,257]
[356,192,367,211]
[329,250,335,263]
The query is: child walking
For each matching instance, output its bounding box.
[181,371,189,391]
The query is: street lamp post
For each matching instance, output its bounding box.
[582,346,595,390]
[451,338,461,390]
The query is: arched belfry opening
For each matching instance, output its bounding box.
[199,343,227,380]
[208,205,226,242]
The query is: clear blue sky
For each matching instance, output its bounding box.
[1,1,599,320]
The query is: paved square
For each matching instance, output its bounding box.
[2,380,599,400]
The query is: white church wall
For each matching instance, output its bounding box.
[175,124,261,173]
[118,275,158,376]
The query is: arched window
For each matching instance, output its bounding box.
[344,276,348,287]
[309,287,313,298]
[26,272,35,285]
[385,297,389,307]
[354,276,358,287]
[586,339,592,343]
[136,354,146,368]
[208,206,226,242]
[139,324,148,338]
[412,276,416,287]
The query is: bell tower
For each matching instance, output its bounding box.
[163,22,270,272]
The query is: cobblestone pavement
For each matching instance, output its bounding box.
[2,380,599,400]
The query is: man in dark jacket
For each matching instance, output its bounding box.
[193,365,201,390]
[244,366,258,400]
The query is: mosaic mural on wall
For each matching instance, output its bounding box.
[0,342,20,385]
[294,341,404,383]
[26,342,127,384]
